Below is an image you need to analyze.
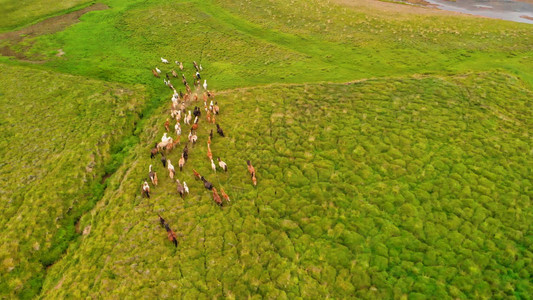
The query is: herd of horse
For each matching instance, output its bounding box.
[143,59,257,247]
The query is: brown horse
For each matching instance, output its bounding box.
[164,119,170,132]
[212,187,222,206]
[173,135,181,146]
[166,139,174,152]
[178,154,185,172]
[176,179,185,198]
[220,188,230,202]
[207,144,213,161]
[165,224,178,247]
[172,70,178,77]
[247,160,255,177]
[193,169,201,180]
[152,69,160,78]
[247,160,257,185]
[149,165,158,186]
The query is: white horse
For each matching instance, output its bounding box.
[167,160,175,179]
[142,180,150,197]
[188,131,197,144]
[161,57,169,64]
[161,133,170,143]
[203,80,207,91]
[183,182,189,194]
[210,159,216,173]
[158,133,173,150]
[155,67,161,74]
[218,158,227,172]
[184,111,192,125]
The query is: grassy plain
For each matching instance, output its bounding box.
[0,63,146,298]
[0,0,531,298]
[1,0,531,87]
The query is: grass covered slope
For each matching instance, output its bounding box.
[4,0,529,88]
[0,63,146,298]
[41,72,532,298]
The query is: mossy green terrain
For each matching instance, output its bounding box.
[0,0,532,298]
[41,72,532,299]
[0,63,146,298]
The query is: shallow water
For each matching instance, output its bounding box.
[425,0,533,24]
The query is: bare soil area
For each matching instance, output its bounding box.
[0,3,108,59]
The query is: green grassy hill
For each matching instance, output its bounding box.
[0,63,146,298]
[0,0,531,298]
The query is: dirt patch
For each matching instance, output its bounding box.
[0,3,109,60]
[329,0,456,15]
[398,0,433,6]
[520,15,533,21]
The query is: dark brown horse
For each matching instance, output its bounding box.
[201,176,213,190]
[150,143,159,158]
[216,124,225,137]
[164,223,178,247]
